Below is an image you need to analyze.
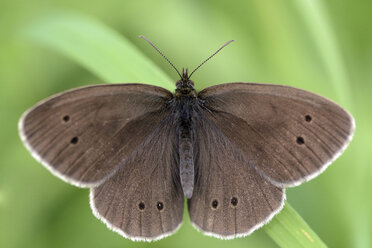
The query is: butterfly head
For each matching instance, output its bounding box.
[139,35,234,99]
[175,68,197,98]
[176,68,194,88]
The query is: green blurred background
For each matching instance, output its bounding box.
[1,0,371,247]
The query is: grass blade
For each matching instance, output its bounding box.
[293,0,352,109]
[24,12,173,90]
[264,202,327,248]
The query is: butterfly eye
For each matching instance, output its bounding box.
[231,197,238,207]
[70,137,79,144]
[62,115,70,122]
[156,201,164,211]
[211,199,219,209]
[305,115,312,122]
[138,202,145,210]
[296,136,305,145]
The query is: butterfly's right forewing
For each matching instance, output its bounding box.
[198,83,354,187]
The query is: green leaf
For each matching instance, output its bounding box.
[23,12,328,248]
[293,0,352,109]
[24,12,173,90]
[264,202,327,248]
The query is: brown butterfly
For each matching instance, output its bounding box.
[18,37,355,241]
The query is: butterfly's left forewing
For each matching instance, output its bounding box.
[19,84,172,187]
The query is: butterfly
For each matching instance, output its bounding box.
[18,37,355,241]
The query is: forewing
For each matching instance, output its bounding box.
[90,117,184,241]
[199,83,355,187]
[19,84,172,187]
[188,113,284,238]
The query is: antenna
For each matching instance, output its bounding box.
[139,36,182,79]
[189,40,234,79]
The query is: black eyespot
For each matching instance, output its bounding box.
[211,199,218,209]
[231,197,238,206]
[70,137,79,144]
[305,115,312,122]
[138,202,145,210]
[297,136,305,145]
[156,202,164,211]
[63,115,70,122]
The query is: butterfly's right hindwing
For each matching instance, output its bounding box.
[188,112,284,238]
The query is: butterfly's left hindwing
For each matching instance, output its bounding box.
[90,115,184,241]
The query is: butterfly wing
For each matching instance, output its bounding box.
[90,116,184,241]
[198,82,355,187]
[19,84,173,187]
[188,113,284,238]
